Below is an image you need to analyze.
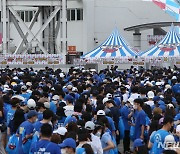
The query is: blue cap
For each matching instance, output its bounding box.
[158,100,165,106]
[159,105,166,112]
[133,139,145,149]
[64,94,74,102]
[153,96,160,102]
[67,117,77,124]
[174,113,180,121]
[27,110,38,119]
[59,138,76,149]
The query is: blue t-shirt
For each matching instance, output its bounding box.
[33,121,43,132]
[150,129,170,154]
[30,139,61,154]
[134,110,146,139]
[38,113,43,121]
[18,120,35,136]
[17,120,35,154]
[20,93,31,104]
[4,103,12,121]
[7,108,15,125]
[106,116,116,132]
[172,83,180,94]
[50,101,57,113]
[101,132,112,154]
[121,105,131,130]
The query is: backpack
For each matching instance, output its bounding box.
[6,134,19,154]
[31,131,40,145]
[22,129,33,154]
[130,126,135,141]
[118,117,125,139]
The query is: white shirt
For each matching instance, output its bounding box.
[129,93,140,100]
[63,105,74,117]
[145,100,154,107]
[91,133,103,154]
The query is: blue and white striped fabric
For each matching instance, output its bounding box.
[81,28,137,58]
[139,25,180,57]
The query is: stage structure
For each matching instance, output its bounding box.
[1,0,67,55]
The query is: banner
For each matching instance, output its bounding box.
[0,54,64,65]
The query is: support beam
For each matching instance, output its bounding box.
[14,8,41,54]
[10,12,29,48]
[2,0,7,54]
[9,6,48,54]
[61,0,67,60]
[32,6,60,40]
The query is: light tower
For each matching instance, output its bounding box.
[1,0,67,55]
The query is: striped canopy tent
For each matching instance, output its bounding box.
[81,28,137,59]
[139,25,180,58]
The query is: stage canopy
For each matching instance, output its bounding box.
[139,25,180,57]
[81,28,137,59]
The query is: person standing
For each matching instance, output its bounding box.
[17,110,38,154]
[133,98,146,140]
[121,98,133,153]
[30,123,61,154]
[148,116,174,154]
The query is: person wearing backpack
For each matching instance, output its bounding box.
[17,110,38,154]
[30,123,61,154]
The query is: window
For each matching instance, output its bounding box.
[67,9,83,21]
[71,10,75,21]
[56,11,60,21]
[16,10,36,22]
[67,10,70,21]
[21,11,24,21]
[77,9,83,20]
[25,11,29,22]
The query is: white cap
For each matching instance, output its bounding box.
[13,76,19,80]
[165,84,171,90]
[72,87,78,92]
[21,85,27,91]
[103,97,110,104]
[127,98,134,105]
[172,76,177,80]
[4,85,9,89]
[145,81,153,86]
[26,82,32,87]
[52,95,59,101]
[97,110,105,116]
[164,135,175,144]
[106,93,112,98]
[59,73,65,78]
[156,82,162,86]
[125,85,130,90]
[44,102,50,109]
[90,69,96,72]
[103,79,108,83]
[147,91,155,99]
[167,103,174,108]
[113,78,119,82]
[12,95,25,102]
[27,99,36,109]
[67,85,73,90]
[53,127,67,136]
[176,125,180,133]
[85,121,95,130]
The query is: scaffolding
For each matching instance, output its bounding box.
[1,0,67,54]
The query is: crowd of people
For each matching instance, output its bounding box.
[0,65,179,154]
